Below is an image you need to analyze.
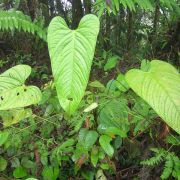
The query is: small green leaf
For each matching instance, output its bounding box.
[98,99,130,137]
[104,56,119,71]
[11,157,20,168]
[79,129,98,149]
[98,149,105,160]
[58,139,75,150]
[13,166,28,178]
[99,135,114,157]
[89,80,105,89]
[21,157,35,169]
[0,156,7,171]
[114,136,122,149]
[42,166,59,180]
[0,131,9,146]
[115,74,129,92]
[100,163,109,170]
[96,169,107,180]
[98,125,127,137]
[91,146,99,167]
[84,102,98,112]
[81,170,94,180]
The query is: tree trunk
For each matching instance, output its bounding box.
[72,0,84,29]
[103,12,110,50]
[39,0,51,25]
[126,9,133,51]
[83,0,91,14]
[56,0,69,25]
[27,0,37,20]
[153,0,160,35]
[48,0,55,17]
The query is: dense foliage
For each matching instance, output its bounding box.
[0,0,179,180]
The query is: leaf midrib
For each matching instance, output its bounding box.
[143,71,179,122]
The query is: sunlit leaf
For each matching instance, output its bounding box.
[84,102,98,112]
[126,60,180,134]
[48,14,100,115]
[0,65,41,110]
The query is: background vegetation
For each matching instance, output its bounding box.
[0,0,179,179]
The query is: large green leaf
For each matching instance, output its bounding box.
[48,14,100,115]
[125,60,180,134]
[0,65,41,110]
[98,99,130,137]
[0,108,32,127]
[78,128,98,149]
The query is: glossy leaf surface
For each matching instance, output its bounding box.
[126,60,180,134]
[48,14,100,115]
[0,65,41,110]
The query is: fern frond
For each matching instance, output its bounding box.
[0,10,47,41]
[141,153,164,166]
[141,147,180,179]
[161,154,174,179]
[94,0,179,16]
[172,155,180,179]
[141,148,166,166]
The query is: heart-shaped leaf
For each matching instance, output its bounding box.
[0,65,41,110]
[126,60,180,134]
[48,14,100,115]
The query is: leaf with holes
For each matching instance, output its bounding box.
[125,60,180,134]
[0,108,32,127]
[0,65,41,110]
[48,14,100,115]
